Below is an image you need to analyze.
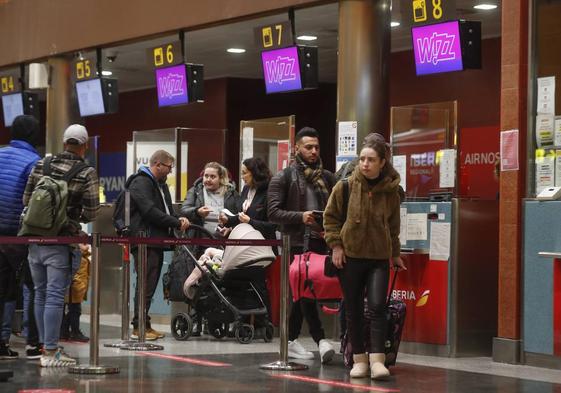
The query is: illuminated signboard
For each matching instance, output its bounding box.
[261,46,303,94]
[76,78,105,117]
[155,64,189,107]
[1,92,24,127]
[412,20,463,75]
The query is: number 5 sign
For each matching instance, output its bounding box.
[406,0,456,25]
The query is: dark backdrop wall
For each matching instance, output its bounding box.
[1,38,500,185]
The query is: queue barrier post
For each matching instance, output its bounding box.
[69,233,119,374]
[260,234,308,371]
[104,243,137,349]
[120,231,163,351]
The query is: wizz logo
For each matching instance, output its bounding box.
[265,56,297,85]
[158,73,185,99]
[416,33,457,65]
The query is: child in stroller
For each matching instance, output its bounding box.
[170,223,275,344]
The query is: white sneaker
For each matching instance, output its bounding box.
[318,339,335,364]
[40,348,77,367]
[288,340,314,359]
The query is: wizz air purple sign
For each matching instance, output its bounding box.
[412,21,463,75]
[156,64,189,107]
[261,46,302,94]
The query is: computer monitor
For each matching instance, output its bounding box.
[155,64,189,107]
[411,20,464,76]
[76,78,106,117]
[1,92,24,127]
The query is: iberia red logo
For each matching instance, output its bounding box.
[392,288,430,307]
[416,290,430,307]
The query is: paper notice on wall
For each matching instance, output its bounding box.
[429,222,451,261]
[439,149,456,188]
[277,140,290,171]
[242,127,254,162]
[392,155,407,191]
[337,121,358,156]
[554,117,561,147]
[336,155,355,172]
[500,129,519,171]
[536,114,555,147]
[537,76,555,115]
[407,213,428,241]
[535,149,555,194]
[400,207,408,245]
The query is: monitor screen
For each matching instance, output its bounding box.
[76,78,106,117]
[155,64,189,107]
[412,20,464,76]
[261,46,303,94]
[1,93,24,127]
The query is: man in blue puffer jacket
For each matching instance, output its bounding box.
[0,115,40,359]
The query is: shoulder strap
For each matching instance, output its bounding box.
[342,179,349,223]
[43,156,53,176]
[63,162,90,183]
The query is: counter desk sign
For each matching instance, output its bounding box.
[1,73,39,127]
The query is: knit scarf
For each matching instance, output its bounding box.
[295,153,330,206]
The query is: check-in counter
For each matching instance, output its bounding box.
[398,199,498,356]
[523,200,561,368]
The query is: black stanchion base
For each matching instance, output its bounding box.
[68,365,120,375]
[104,340,138,348]
[0,370,13,382]
[259,361,308,371]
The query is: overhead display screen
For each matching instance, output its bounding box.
[1,92,24,127]
[261,46,303,94]
[76,78,105,117]
[412,20,463,76]
[155,64,189,107]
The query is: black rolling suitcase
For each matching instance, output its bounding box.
[342,268,406,368]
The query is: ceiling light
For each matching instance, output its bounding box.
[474,4,498,10]
[227,48,246,54]
[390,21,401,27]
[297,35,317,41]
[101,70,113,76]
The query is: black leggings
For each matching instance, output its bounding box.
[339,257,389,354]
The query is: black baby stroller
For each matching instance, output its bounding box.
[167,223,275,344]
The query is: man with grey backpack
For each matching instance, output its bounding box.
[20,124,99,367]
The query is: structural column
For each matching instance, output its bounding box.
[493,0,529,364]
[337,0,391,143]
[46,56,80,154]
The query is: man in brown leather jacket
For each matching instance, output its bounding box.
[267,127,336,364]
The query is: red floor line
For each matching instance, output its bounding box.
[273,374,400,392]
[136,351,231,367]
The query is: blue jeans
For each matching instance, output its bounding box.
[28,245,73,350]
[1,300,16,342]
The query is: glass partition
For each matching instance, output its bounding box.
[390,101,457,199]
[240,115,295,189]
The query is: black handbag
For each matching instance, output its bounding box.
[323,255,338,277]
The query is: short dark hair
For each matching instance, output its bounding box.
[242,157,272,189]
[295,127,319,143]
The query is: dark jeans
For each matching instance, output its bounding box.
[338,257,389,354]
[132,247,164,329]
[288,239,327,344]
[0,244,27,346]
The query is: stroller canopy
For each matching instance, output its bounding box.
[221,223,276,272]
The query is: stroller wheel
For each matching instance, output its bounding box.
[208,322,228,339]
[171,312,193,341]
[234,323,254,344]
[264,322,274,343]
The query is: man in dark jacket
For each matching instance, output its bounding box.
[0,115,40,360]
[128,150,189,340]
[267,127,336,363]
